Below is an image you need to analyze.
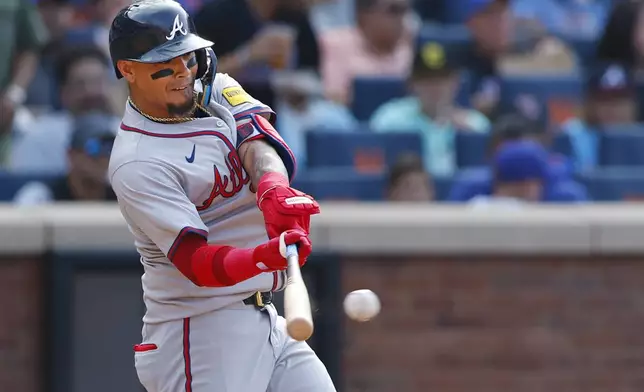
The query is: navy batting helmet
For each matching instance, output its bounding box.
[109,0,215,80]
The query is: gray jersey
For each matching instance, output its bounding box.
[109,73,286,324]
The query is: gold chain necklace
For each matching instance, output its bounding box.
[128,96,212,123]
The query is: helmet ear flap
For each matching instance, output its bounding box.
[195,47,217,79]
[197,47,218,107]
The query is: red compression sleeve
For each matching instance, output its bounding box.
[170,233,261,287]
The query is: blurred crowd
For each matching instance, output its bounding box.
[2,0,644,206]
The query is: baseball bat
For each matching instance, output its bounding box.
[283,244,314,341]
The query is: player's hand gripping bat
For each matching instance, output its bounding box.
[283,243,314,341]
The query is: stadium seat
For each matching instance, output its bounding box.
[292,167,453,201]
[446,167,491,201]
[351,78,408,122]
[0,172,57,201]
[499,74,582,126]
[305,131,422,173]
[433,175,454,201]
[551,132,574,158]
[293,168,386,201]
[351,74,472,122]
[599,125,644,167]
[576,167,644,201]
[417,23,472,44]
[455,132,490,169]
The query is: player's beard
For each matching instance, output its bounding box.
[167,81,196,118]
[167,96,195,117]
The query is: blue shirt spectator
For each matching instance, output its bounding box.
[450,113,588,202]
[370,40,490,176]
[450,155,588,202]
[468,139,552,205]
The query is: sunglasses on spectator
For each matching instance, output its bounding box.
[81,137,115,157]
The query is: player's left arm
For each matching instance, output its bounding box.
[238,130,288,190]
[215,73,320,238]
[238,120,320,240]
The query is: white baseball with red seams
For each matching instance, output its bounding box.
[343,289,381,322]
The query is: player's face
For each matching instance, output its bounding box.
[120,52,198,117]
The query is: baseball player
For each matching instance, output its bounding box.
[106,1,336,391]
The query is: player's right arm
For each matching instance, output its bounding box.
[110,161,311,287]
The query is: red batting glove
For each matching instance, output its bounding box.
[253,230,312,270]
[256,172,320,239]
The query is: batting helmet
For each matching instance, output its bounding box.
[109,0,215,80]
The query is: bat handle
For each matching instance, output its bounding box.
[285,243,301,278]
[285,243,298,258]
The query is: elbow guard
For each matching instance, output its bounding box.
[247,113,297,181]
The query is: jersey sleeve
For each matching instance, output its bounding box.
[213,73,275,122]
[111,161,209,259]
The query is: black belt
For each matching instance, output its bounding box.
[243,291,273,308]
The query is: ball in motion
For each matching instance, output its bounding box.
[343,289,381,322]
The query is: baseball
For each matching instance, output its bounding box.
[343,289,381,322]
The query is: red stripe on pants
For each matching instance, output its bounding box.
[183,318,192,392]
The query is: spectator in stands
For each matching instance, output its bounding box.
[65,0,131,57]
[13,113,117,205]
[469,140,550,207]
[0,0,48,167]
[194,0,320,108]
[272,71,359,168]
[370,41,490,176]
[9,46,117,175]
[561,62,638,171]
[464,0,574,117]
[320,0,415,105]
[449,113,588,202]
[386,153,434,202]
[595,0,644,69]
[25,0,75,109]
[463,0,510,118]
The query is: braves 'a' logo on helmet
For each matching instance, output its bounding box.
[166,14,188,40]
